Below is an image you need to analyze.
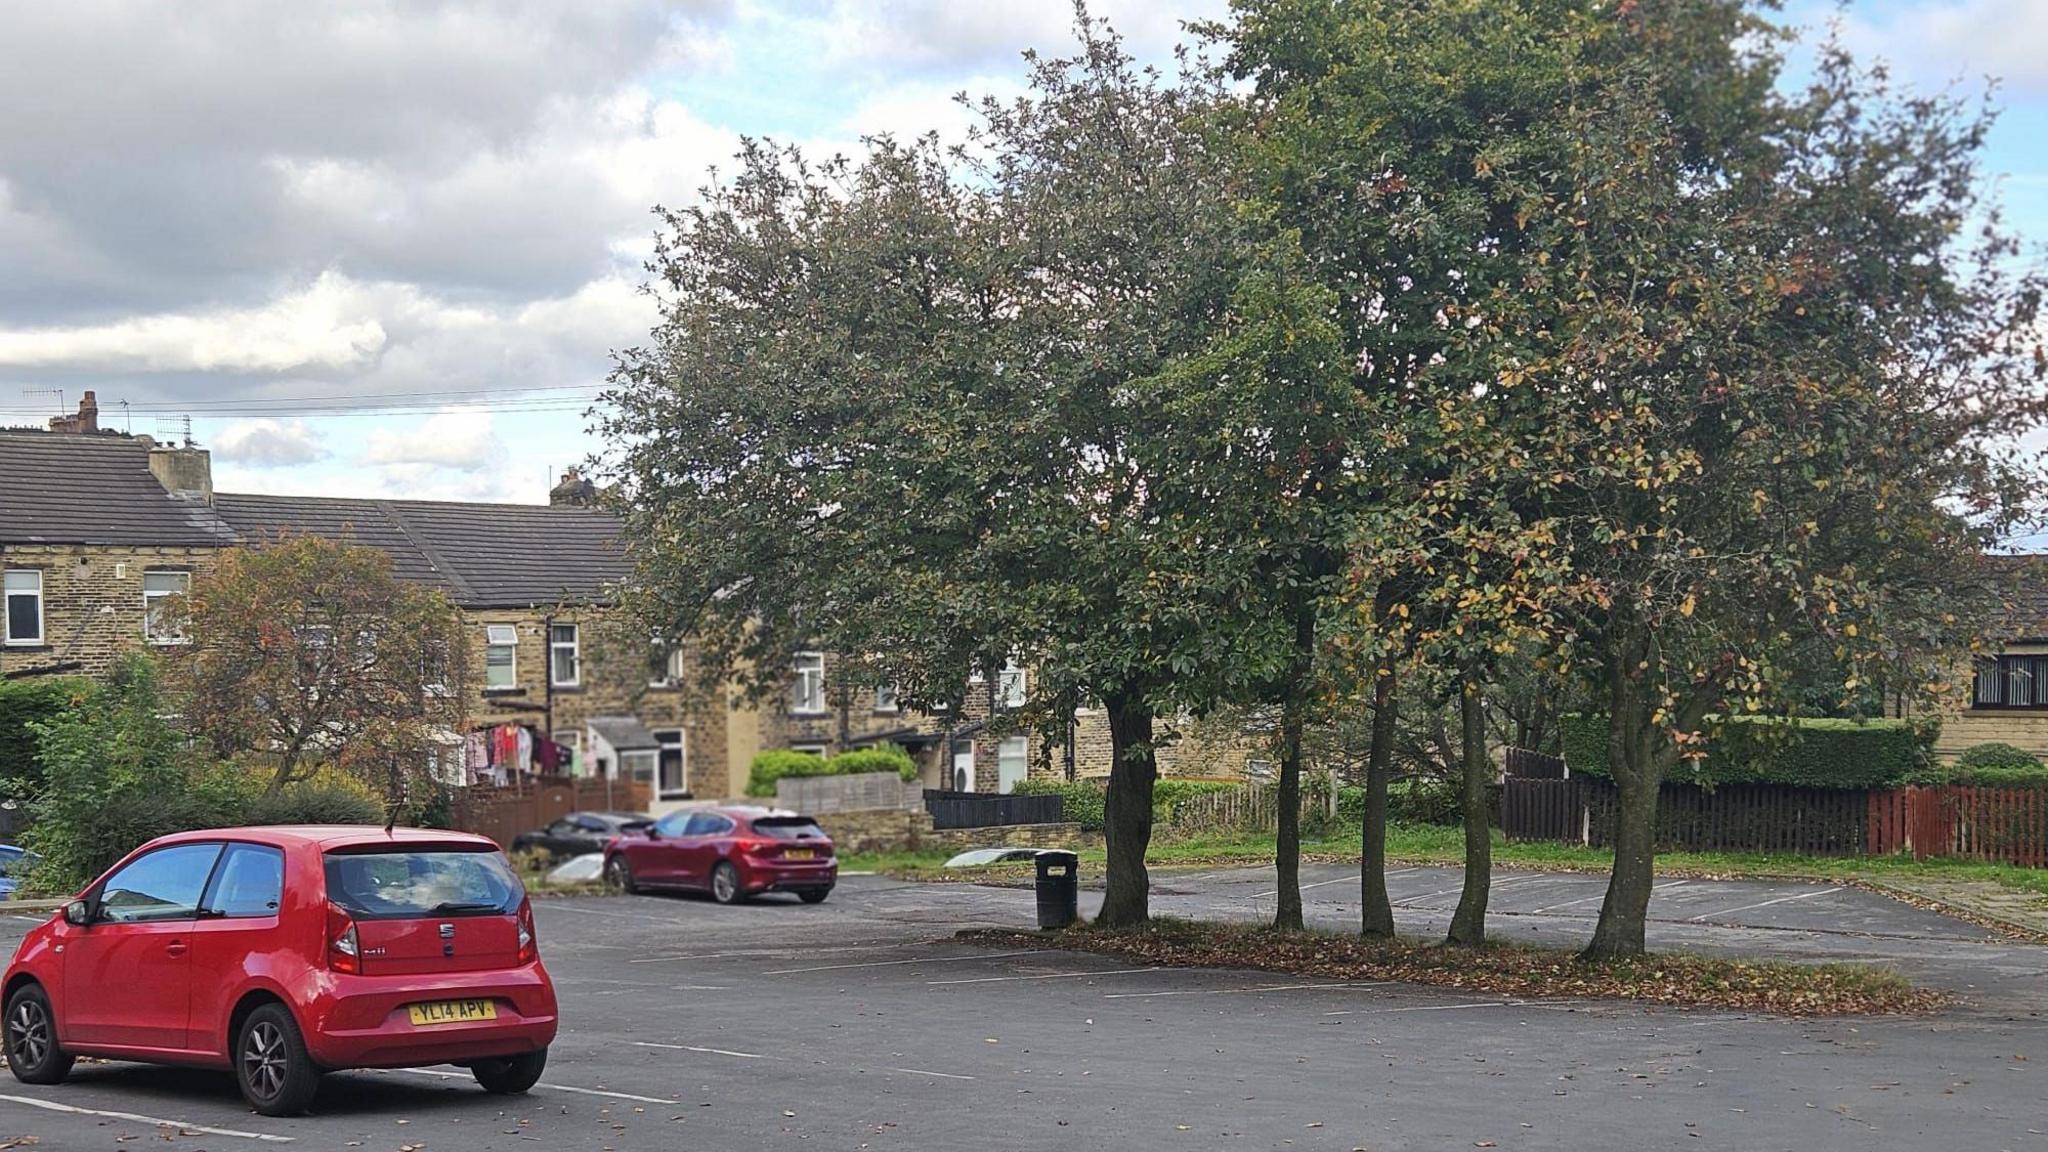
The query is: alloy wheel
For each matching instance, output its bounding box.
[242,1020,287,1101]
[7,999,48,1069]
[712,865,737,903]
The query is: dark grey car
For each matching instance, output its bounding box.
[511,811,653,862]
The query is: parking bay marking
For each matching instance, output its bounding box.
[1686,886,1842,923]
[389,1067,675,1105]
[0,1093,291,1142]
[927,966,1159,986]
[632,1042,975,1081]
[1249,870,1417,900]
[1102,980,1393,1000]
[764,948,1050,976]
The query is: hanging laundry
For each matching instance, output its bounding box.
[515,727,534,775]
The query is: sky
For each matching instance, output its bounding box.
[0,0,2043,506]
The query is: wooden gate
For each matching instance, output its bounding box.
[1501,778,1586,843]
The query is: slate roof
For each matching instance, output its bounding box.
[0,430,237,546]
[1987,553,2048,642]
[211,493,628,608]
[586,716,661,752]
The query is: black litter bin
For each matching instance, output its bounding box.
[1034,850,1079,930]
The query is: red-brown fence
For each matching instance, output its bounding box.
[451,777,653,851]
[1867,786,2048,868]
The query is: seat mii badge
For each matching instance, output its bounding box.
[439,923,456,939]
[441,922,456,957]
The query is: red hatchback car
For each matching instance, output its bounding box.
[603,807,836,904]
[3,826,557,1116]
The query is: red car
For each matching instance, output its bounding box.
[3,826,557,1116]
[603,807,836,904]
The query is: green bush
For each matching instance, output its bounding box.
[745,749,831,797]
[824,746,918,782]
[0,676,92,795]
[1954,742,2044,774]
[1014,779,1105,830]
[1153,779,1238,821]
[1560,712,1936,790]
[244,781,385,826]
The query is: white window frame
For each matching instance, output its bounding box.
[789,651,826,715]
[653,727,688,799]
[997,735,1029,794]
[549,623,581,688]
[141,569,190,645]
[998,660,1026,709]
[649,641,684,688]
[484,624,518,691]
[3,570,43,647]
[874,684,900,713]
[790,743,829,758]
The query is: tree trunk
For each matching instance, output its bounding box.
[1584,626,1662,960]
[1273,690,1305,932]
[1099,695,1158,928]
[1360,658,1396,939]
[1446,659,1492,946]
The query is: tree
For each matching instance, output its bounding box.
[601,14,1344,927]
[164,535,472,797]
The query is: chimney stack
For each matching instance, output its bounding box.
[550,467,599,508]
[47,390,99,434]
[148,443,214,504]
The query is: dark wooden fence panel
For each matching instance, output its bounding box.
[1501,778,1586,842]
[1581,782,1868,856]
[452,777,653,850]
[923,791,1064,830]
[1504,747,1569,779]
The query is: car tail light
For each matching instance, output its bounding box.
[516,898,537,965]
[327,902,361,974]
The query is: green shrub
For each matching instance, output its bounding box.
[1951,764,2048,789]
[0,676,92,795]
[244,781,384,826]
[825,745,918,782]
[1954,742,2044,774]
[1014,779,1104,831]
[745,749,830,797]
[1560,712,1936,790]
[1153,779,1238,821]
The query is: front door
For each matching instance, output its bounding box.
[952,740,976,792]
[63,842,223,1053]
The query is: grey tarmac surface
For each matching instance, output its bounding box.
[0,864,2041,1150]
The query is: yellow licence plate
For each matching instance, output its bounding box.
[408,999,497,1027]
[785,848,815,860]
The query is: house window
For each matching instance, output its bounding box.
[1971,654,2048,709]
[142,570,190,644]
[649,641,684,688]
[789,651,826,714]
[484,625,518,690]
[3,570,42,646]
[790,743,829,758]
[549,624,580,688]
[997,736,1028,794]
[998,660,1026,709]
[654,728,688,798]
[552,730,582,775]
[874,684,899,713]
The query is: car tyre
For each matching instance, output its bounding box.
[605,855,638,895]
[5,983,72,1085]
[237,1003,321,1117]
[472,1047,548,1095]
[798,888,831,905]
[710,861,742,905]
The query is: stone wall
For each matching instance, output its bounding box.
[1070,708,1262,782]
[810,806,1084,855]
[0,543,218,679]
[919,822,1085,854]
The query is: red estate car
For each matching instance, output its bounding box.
[3,826,557,1116]
[603,807,836,904]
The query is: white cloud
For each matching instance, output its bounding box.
[805,0,1224,74]
[0,272,387,373]
[361,409,506,474]
[1829,0,2048,96]
[213,419,330,467]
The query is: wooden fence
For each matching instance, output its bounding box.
[923,790,1065,830]
[1504,747,1569,779]
[452,777,653,851]
[1868,786,2048,867]
[1163,781,1339,838]
[1503,778,2048,867]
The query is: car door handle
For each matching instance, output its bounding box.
[165,940,188,957]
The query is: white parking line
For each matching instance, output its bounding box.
[1249,870,1418,900]
[764,949,1049,975]
[1529,878,1686,916]
[390,1067,675,1104]
[633,1041,772,1060]
[1687,886,1842,923]
[927,966,1158,986]
[0,1093,291,1142]
[1400,872,1556,905]
[888,1067,975,1081]
[1102,980,1392,1000]
[630,940,924,964]
[1322,999,1566,1017]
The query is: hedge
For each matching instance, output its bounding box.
[1012,778,1238,833]
[1950,744,2048,789]
[1560,713,1937,790]
[0,677,92,794]
[744,745,918,798]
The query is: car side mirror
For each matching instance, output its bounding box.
[645,826,662,840]
[62,900,91,927]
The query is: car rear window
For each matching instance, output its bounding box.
[752,818,827,841]
[324,847,524,919]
